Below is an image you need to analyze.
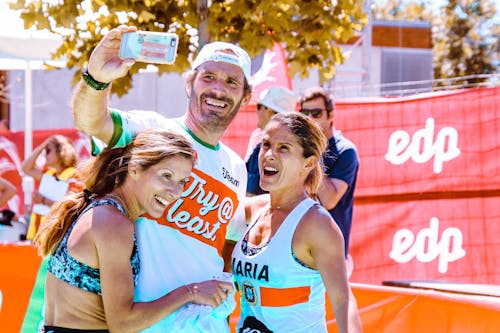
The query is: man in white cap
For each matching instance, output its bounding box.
[72,25,251,332]
[244,86,297,196]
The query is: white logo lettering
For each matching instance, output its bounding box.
[166,172,232,241]
[184,173,220,215]
[389,217,466,273]
[385,117,461,173]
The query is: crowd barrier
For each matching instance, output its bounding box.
[1,243,499,332]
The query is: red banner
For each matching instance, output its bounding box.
[350,196,500,284]
[334,88,500,196]
[223,87,500,285]
[334,87,500,284]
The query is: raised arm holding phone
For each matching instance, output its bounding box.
[72,25,252,332]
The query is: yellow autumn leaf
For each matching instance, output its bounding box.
[138,10,156,23]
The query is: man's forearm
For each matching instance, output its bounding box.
[71,80,113,143]
[318,175,347,210]
[221,240,236,272]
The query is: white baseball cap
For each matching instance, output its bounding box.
[192,42,251,82]
[259,86,297,114]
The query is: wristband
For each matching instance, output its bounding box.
[81,68,110,91]
[185,284,194,302]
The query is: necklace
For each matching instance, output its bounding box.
[269,195,306,212]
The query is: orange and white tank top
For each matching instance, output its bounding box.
[232,197,327,333]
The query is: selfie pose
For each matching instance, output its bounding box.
[71,25,251,332]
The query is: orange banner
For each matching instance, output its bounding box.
[0,243,42,333]
[4,243,499,333]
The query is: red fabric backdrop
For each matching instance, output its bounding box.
[222,86,500,285]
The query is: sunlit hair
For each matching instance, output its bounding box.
[34,128,197,256]
[183,68,252,99]
[267,112,327,197]
[47,134,78,169]
[299,86,335,115]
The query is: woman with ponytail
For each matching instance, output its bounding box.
[232,113,361,333]
[34,128,233,333]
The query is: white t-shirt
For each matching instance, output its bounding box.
[101,109,247,332]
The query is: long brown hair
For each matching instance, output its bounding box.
[34,128,197,256]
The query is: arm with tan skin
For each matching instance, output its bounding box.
[71,25,137,144]
[22,138,81,206]
[317,176,348,210]
[222,195,257,272]
[21,137,52,181]
[0,177,17,206]
[222,241,236,272]
[93,207,234,333]
[297,207,361,333]
[22,139,51,206]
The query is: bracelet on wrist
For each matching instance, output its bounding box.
[185,284,194,302]
[185,284,198,302]
[81,68,110,91]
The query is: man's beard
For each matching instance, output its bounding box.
[193,95,243,132]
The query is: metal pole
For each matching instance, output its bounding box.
[22,60,34,224]
[362,0,373,92]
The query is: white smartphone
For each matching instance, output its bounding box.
[119,31,179,65]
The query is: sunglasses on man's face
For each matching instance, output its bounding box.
[299,108,323,118]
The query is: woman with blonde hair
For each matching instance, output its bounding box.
[34,128,233,333]
[22,134,81,239]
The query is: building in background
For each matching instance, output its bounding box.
[294,19,433,98]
